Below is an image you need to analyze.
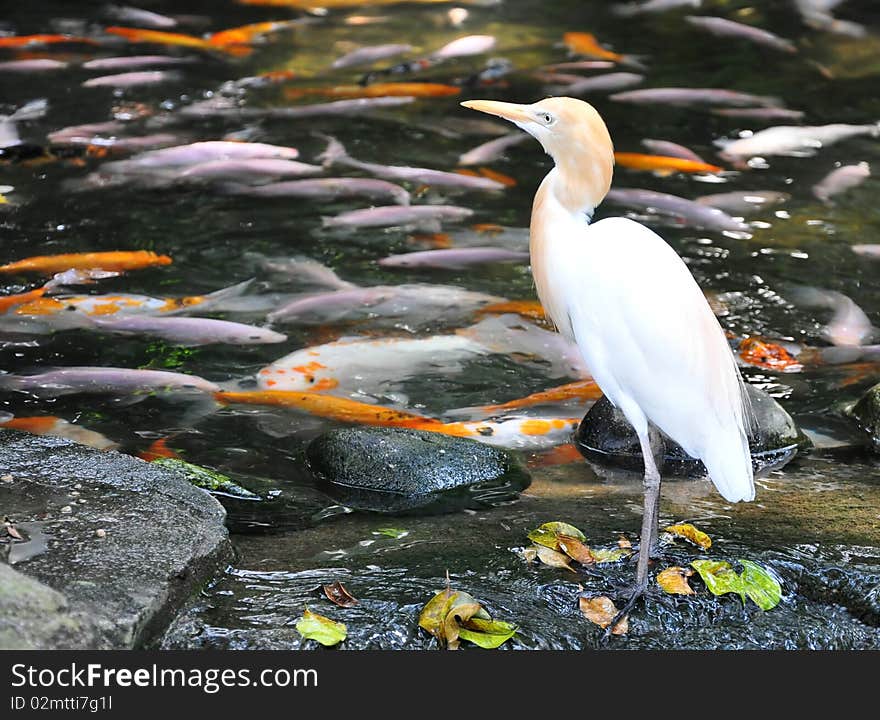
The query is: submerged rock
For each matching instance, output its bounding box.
[574,384,809,474]
[849,382,880,452]
[0,430,231,649]
[306,427,531,513]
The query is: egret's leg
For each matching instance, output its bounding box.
[635,429,662,588]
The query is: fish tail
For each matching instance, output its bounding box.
[619,54,648,71]
[314,133,349,168]
[199,278,255,309]
[0,374,25,392]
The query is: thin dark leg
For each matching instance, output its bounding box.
[603,429,662,638]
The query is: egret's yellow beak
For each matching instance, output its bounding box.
[460,100,532,124]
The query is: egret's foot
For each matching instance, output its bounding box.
[600,580,647,642]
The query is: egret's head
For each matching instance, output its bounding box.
[461,97,614,211]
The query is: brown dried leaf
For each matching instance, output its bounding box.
[3,518,23,541]
[579,596,628,635]
[535,544,575,571]
[558,534,595,565]
[618,536,632,549]
[323,581,358,608]
[522,546,538,563]
[657,566,696,595]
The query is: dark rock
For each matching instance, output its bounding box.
[574,384,809,475]
[0,429,232,649]
[306,427,530,514]
[849,382,880,452]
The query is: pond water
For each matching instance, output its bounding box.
[1,0,879,648]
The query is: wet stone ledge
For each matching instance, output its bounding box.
[0,430,232,649]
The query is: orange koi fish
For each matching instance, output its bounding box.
[207,20,299,47]
[0,34,98,48]
[613,152,724,175]
[284,82,460,100]
[419,416,580,449]
[0,286,49,314]
[214,390,442,428]
[476,300,547,322]
[479,379,602,413]
[456,167,517,187]
[738,337,803,372]
[138,437,181,461]
[104,27,251,57]
[0,416,117,450]
[526,443,583,468]
[563,32,626,63]
[0,250,172,275]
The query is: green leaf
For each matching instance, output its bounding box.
[590,547,632,563]
[151,458,260,500]
[739,560,782,611]
[296,608,346,646]
[527,521,586,550]
[458,618,518,649]
[690,559,745,602]
[374,527,408,539]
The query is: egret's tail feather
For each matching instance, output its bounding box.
[700,426,754,503]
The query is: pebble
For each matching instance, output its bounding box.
[60,505,72,514]
[95,528,107,539]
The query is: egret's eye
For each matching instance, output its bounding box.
[540,112,555,125]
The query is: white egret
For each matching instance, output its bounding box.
[461,97,754,608]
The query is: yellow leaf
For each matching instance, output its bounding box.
[579,596,628,635]
[527,521,585,550]
[590,547,632,563]
[535,544,575,571]
[657,566,696,595]
[295,608,347,646]
[664,523,712,550]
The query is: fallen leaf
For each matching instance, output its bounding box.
[418,588,492,650]
[527,521,586,550]
[664,523,712,550]
[522,546,538,563]
[296,608,347,647]
[151,458,260,500]
[374,527,407,539]
[618,536,632,549]
[739,560,782,611]
[657,566,695,595]
[323,581,358,608]
[457,617,518,649]
[534,544,575,571]
[690,559,745,602]
[579,595,628,635]
[558,534,595,564]
[3,520,23,541]
[590,547,632,563]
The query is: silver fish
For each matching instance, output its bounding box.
[323,204,474,230]
[179,95,415,119]
[102,140,299,172]
[458,133,529,166]
[82,70,181,88]
[613,0,701,16]
[221,177,410,205]
[244,253,355,290]
[795,0,866,38]
[640,138,705,163]
[175,159,322,183]
[610,87,782,107]
[0,367,220,396]
[431,35,496,60]
[82,55,197,71]
[717,123,880,161]
[712,107,805,121]
[378,246,529,268]
[542,61,616,72]
[812,162,870,203]
[267,283,502,325]
[319,135,504,191]
[605,188,752,235]
[0,59,68,72]
[851,245,880,258]
[552,72,644,95]
[104,4,178,28]
[410,116,511,139]
[332,43,413,69]
[48,121,127,145]
[87,316,287,346]
[787,287,874,347]
[0,99,47,149]
[695,191,790,215]
[685,16,797,53]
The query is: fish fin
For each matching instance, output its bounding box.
[314,133,349,168]
[9,99,48,122]
[619,54,648,71]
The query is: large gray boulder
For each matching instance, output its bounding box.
[306,427,530,513]
[0,430,231,649]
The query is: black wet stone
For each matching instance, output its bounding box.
[575,384,810,474]
[306,427,530,514]
[0,430,231,649]
[849,382,880,452]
